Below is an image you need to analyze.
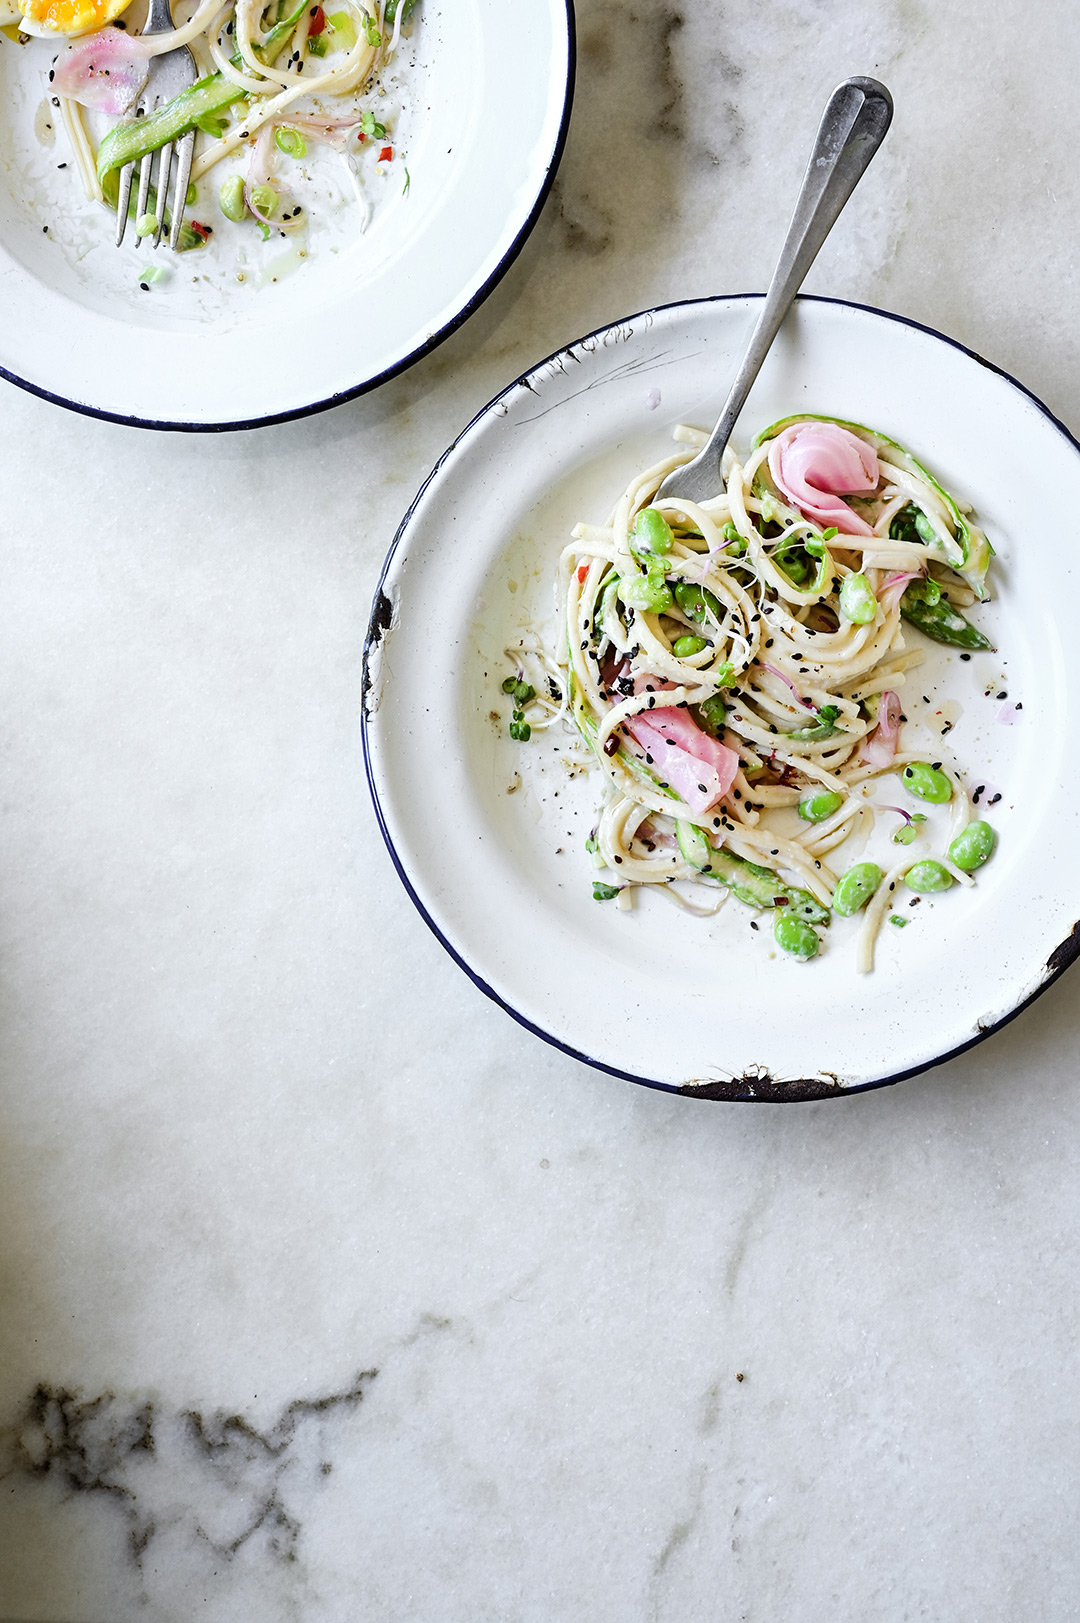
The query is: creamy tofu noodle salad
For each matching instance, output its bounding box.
[501,416,1002,972]
[1,0,417,260]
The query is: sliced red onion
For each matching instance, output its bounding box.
[879,569,922,613]
[860,689,901,767]
[760,662,815,709]
[996,702,1019,725]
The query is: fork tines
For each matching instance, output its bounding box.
[115,128,195,252]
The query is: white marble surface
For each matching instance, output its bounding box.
[3,1,1080,1618]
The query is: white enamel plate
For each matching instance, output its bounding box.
[0,0,573,429]
[363,296,1080,1100]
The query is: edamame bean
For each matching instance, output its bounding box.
[672,634,708,658]
[832,862,883,917]
[839,571,877,625]
[673,580,722,623]
[632,507,674,556]
[905,860,953,893]
[250,183,278,219]
[798,789,844,824]
[774,912,819,959]
[902,761,952,803]
[948,820,996,871]
[694,693,727,737]
[219,174,248,222]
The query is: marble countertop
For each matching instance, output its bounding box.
[3,2,1080,1618]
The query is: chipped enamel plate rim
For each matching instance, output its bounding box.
[0,0,574,430]
[362,295,1080,1100]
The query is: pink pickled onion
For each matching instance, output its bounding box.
[860,690,901,767]
[768,422,879,537]
[879,570,922,613]
[624,688,739,816]
[52,28,151,117]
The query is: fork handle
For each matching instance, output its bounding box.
[142,0,177,34]
[658,78,893,504]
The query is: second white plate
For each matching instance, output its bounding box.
[0,0,574,428]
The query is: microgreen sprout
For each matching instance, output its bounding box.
[592,882,620,901]
[883,807,927,845]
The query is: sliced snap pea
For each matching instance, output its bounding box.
[902,761,952,803]
[672,634,708,658]
[905,859,954,893]
[900,584,993,651]
[789,704,841,742]
[832,862,883,917]
[631,507,674,557]
[676,820,711,869]
[774,913,819,959]
[839,572,877,625]
[798,790,844,824]
[948,820,996,871]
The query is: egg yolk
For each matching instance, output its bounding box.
[20,0,133,34]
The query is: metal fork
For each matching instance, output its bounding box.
[115,0,197,251]
[654,77,893,506]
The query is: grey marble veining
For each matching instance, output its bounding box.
[3,1,1080,1619]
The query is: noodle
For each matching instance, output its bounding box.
[527,414,1001,970]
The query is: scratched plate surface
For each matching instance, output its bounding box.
[363,295,1080,1098]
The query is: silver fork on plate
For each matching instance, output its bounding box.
[115,0,198,252]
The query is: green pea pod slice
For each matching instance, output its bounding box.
[97,73,247,186]
[752,413,993,601]
[899,587,994,651]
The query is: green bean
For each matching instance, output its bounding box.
[631,507,674,557]
[774,913,819,959]
[902,761,952,803]
[672,634,708,658]
[905,860,953,893]
[839,572,877,625]
[948,820,996,871]
[219,174,247,223]
[798,789,844,824]
[832,862,883,917]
